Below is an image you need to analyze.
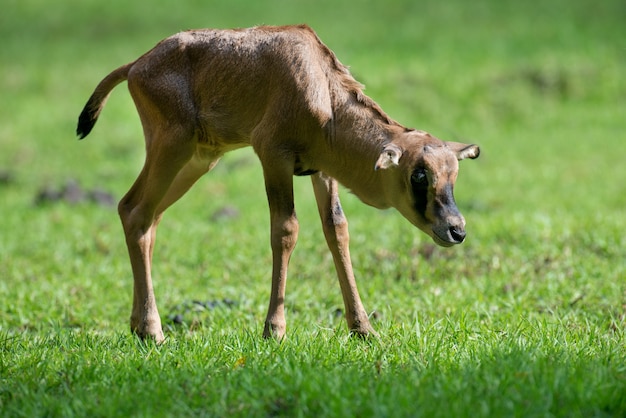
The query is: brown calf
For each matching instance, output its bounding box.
[77,25,479,342]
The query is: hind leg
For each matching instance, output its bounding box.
[119,129,217,342]
[142,153,219,294]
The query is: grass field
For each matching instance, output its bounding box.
[1,0,625,416]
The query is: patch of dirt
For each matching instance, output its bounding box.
[210,205,240,222]
[34,180,116,207]
[167,298,237,325]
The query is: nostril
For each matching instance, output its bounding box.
[449,226,466,242]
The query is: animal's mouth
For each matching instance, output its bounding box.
[432,226,466,247]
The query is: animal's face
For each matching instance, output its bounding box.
[375,131,480,246]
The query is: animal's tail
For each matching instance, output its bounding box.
[76,62,134,139]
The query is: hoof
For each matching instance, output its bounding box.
[132,329,166,344]
[349,319,380,340]
[263,320,286,341]
[350,327,380,340]
[131,319,165,344]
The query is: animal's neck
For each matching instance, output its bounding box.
[320,93,406,208]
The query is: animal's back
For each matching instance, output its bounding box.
[127,25,338,149]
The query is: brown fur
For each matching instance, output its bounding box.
[77,25,479,342]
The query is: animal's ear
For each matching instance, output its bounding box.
[447,142,480,161]
[374,144,403,170]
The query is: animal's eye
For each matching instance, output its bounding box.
[411,169,428,186]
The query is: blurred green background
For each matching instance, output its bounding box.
[1,0,625,339]
[2,0,625,344]
[2,0,624,208]
[1,0,625,415]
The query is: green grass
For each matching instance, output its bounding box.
[1,0,625,416]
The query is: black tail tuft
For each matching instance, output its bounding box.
[76,103,97,140]
[76,61,134,140]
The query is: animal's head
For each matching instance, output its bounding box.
[375,130,480,247]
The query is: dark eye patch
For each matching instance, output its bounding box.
[411,168,428,189]
[411,168,428,216]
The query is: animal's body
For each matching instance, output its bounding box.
[77,24,479,342]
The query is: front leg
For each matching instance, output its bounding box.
[311,173,378,337]
[261,162,299,340]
